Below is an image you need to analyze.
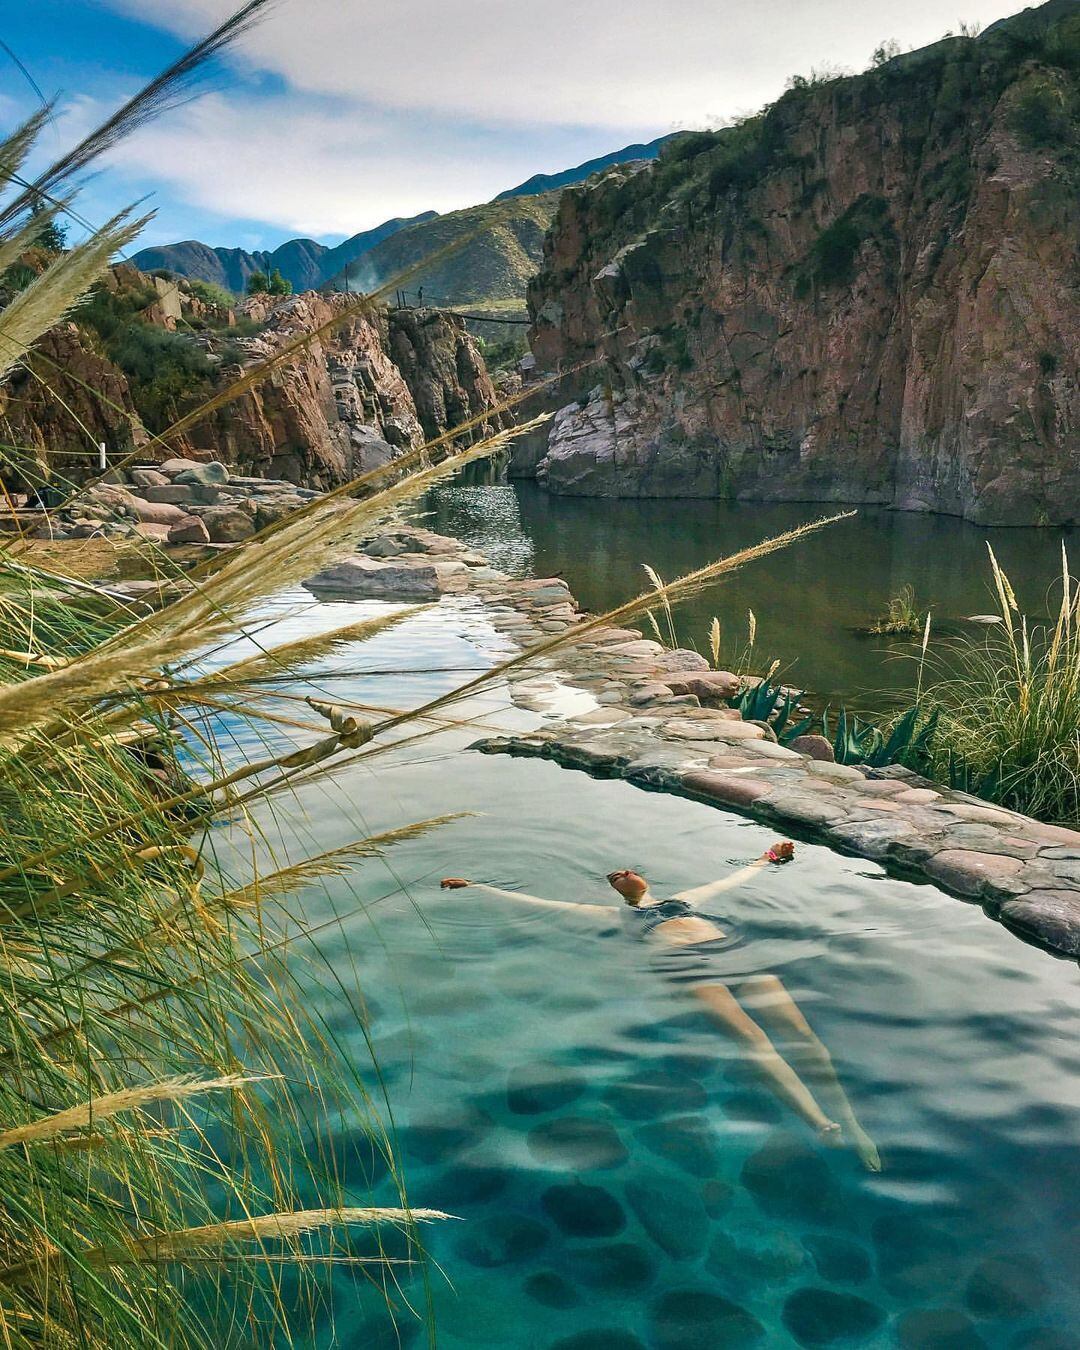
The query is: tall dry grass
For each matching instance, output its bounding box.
[917,544,1080,823]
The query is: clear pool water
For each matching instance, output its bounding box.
[207,577,1080,1350]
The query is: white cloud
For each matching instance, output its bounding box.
[82,0,1034,241]
[96,91,577,237]
[106,0,1031,129]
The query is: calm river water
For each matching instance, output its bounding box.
[208,485,1079,1349]
[423,479,1078,708]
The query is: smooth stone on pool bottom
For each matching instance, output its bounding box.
[802,1232,872,1283]
[782,1287,886,1346]
[626,1170,709,1260]
[700,1178,735,1218]
[707,1227,806,1282]
[871,1212,961,1297]
[456,1213,549,1268]
[572,1240,654,1292]
[527,1116,629,1170]
[506,1062,585,1114]
[648,1289,765,1349]
[636,1114,720,1177]
[523,1270,581,1309]
[548,1333,646,1350]
[965,1254,1048,1318]
[427,1163,511,1207]
[896,1307,988,1348]
[740,1131,842,1224]
[540,1180,626,1237]
[601,1067,707,1119]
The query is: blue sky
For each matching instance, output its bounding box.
[1,0,1031,254]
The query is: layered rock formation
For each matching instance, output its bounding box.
[193,296,506,485]
[525,1,1080,525]
[0,269,504,491]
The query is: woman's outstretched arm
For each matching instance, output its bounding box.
[672,842,794,907]
[440,879,612,917]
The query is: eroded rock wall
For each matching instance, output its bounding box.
[1,271,504,491]
[526,8,1080,524]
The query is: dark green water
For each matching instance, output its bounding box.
[422,480,1077,708]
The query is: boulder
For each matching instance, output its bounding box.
[302,556,469,600]
[365,535,413,558]
[255,497,305,528]
[174,460,228,486]
[167,516,211,545]
[790,734,835,762]
[142,484,197,505]
[663,670,740,701]
[82,483,139,519]
[199,504,257,543]
[130,468,170,488]
[159,457,210,478]
[130,498,192,527]
[348,424,396,474]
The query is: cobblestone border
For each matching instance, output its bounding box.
[334,526,1080,962]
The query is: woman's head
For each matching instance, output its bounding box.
[607,869,649,903]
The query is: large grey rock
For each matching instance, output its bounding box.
[303,556,468,600]
[254,497,305,528]
[348,424,396,474]
[142,484,197,505]
[173,460,228,486]
[663,670,740,701]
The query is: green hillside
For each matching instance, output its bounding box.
[338,194,559,310]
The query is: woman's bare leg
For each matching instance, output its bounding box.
[691,982,839,1137]
[736,974,881,1171]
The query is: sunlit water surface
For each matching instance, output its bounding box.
[206,486,1078,1349]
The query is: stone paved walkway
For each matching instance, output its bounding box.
[323,525,1080,962]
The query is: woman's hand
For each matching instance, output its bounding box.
[440,877,472,889]
[764,842,795,865]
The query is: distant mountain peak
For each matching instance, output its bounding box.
[131,135,684,294]
[494,134,681,201]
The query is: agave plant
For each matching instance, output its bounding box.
[820,703,938,770]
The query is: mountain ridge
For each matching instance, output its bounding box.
[131,134,681,294]
[493,134,677,199]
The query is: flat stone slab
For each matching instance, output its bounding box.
[303,555,469,600]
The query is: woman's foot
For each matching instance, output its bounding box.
[848,1123,882,1172]
[817,1120,843,1147]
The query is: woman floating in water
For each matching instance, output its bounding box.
[442,843,881,1172]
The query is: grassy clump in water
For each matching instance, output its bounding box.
[864,585,925,637]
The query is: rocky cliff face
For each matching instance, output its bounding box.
[192,296,505,486]
[526,1,1080,525]
[0,269,504,491]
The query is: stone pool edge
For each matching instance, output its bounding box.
[320,526,1080,963]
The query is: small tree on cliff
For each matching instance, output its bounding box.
[246,267,292,296]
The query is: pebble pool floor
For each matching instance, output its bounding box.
[203,588,1080,1350]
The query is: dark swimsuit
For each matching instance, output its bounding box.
[626,900,747,985]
